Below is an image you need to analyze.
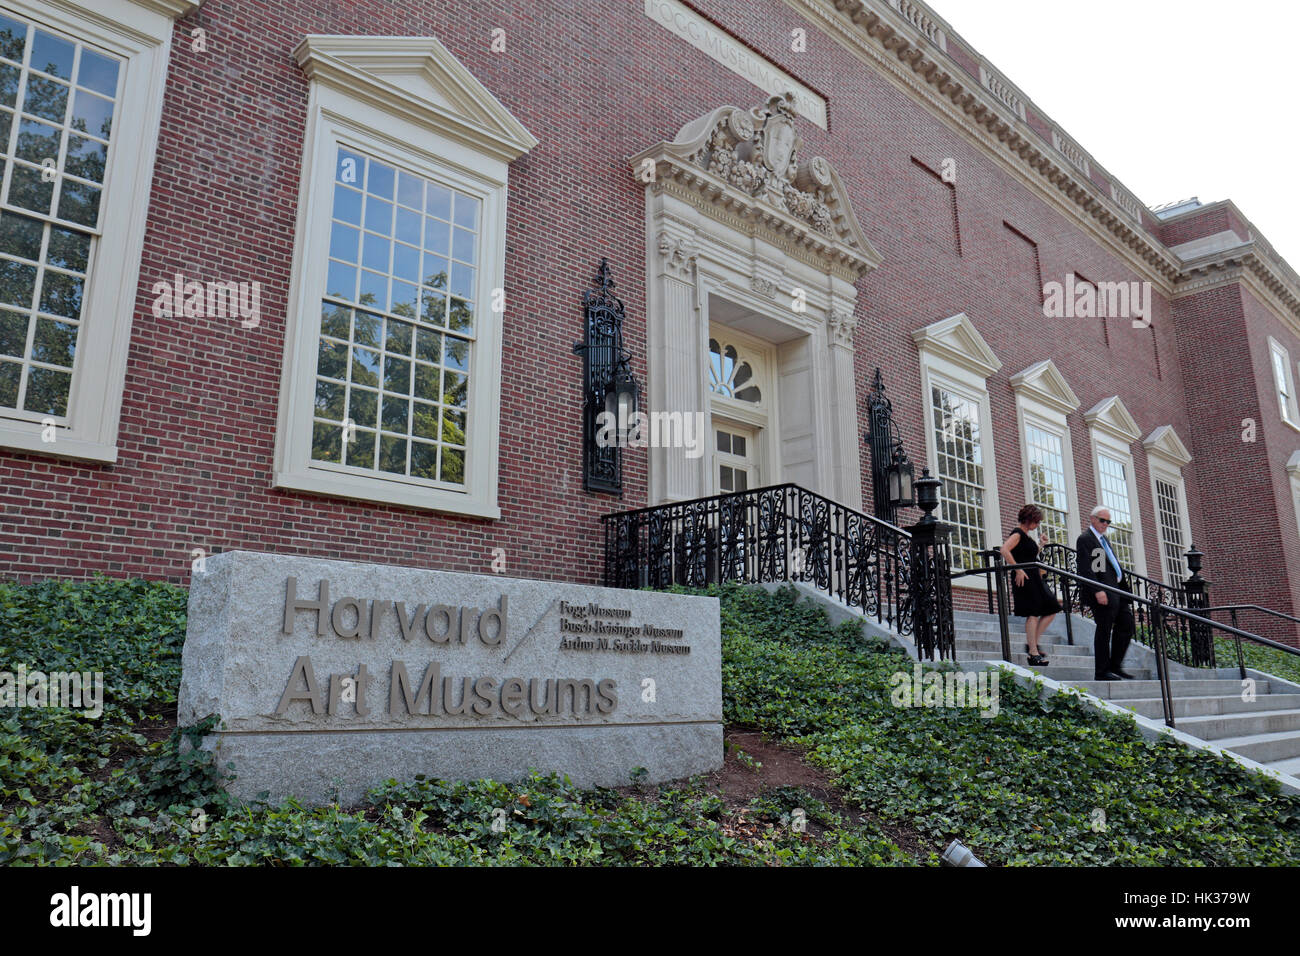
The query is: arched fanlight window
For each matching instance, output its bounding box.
[709,339,762,403]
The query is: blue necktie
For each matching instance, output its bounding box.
[1100,535,1123,580]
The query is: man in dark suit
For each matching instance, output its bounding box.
[1075,506,1134,680]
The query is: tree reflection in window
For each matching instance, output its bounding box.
[708,338,761,403]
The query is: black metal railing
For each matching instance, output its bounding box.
[960,559,1275,727]
[1036,543,1217,669]
[602,483,915,637]
[1198,605,1300,678]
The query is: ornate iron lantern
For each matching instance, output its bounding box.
[867,368,915,525]
[575,259,639,494]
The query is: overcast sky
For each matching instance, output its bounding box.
[929,0,1300,266]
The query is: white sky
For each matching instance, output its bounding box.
[928,0,1300,266]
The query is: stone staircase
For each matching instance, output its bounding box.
[954,610,1300,779]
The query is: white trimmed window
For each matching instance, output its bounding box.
[0,0,192,462]
[1144,426,1193,585]
[1011,360,1080,549]
[1288,452,1300,540]
[273,36,535,518]
[1269,337,1300,428]
[1085,396,1147,577]
[913,313,1002,576]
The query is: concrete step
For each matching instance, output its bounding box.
[1211,730,1300,763]
[955,650,1100,670]
[1118,694,1300,720]
[961,639,1092,660]
[1063,678,1271,700]
[1172,709,1300,742]
[1267,755,1300,777]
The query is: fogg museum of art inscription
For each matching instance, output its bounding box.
[178,551,721,804]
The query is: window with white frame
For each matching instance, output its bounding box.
[1011,360,1081,553]
[1289,452,1300,540]
[0,0,190,461]
[273,36,535,517]
[930,383,987,570]
[1153,476,1185,581]
[1096,453,1136,569]
[1269,337,1300,427]
[1024,422,1069,546]
[913,313,1002,578]
[1144,426,1193,585]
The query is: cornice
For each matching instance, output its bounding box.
[129,0,201,16]
[1143,425,1192,468]
[784,0,1182,292]
[912,312,1001,379]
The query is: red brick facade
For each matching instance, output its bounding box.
[2,0,1299,644]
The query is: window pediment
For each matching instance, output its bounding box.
[1010,360,1080,415]
[1143,425,1192,467]
[294,35,537,163]
[912,312,1001,380]
[1084,395,1141,444]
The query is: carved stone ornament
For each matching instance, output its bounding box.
[657,231,699,279]
[827,307,856,348]
[631,93,883,281]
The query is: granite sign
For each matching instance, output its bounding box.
[178,551,722,803]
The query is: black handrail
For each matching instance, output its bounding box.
[601,483,915,638]
[1037,542,1216,669]
[1195,606,1300,666]
[956,559,1275,728]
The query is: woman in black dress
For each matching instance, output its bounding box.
[998,505,1062,666]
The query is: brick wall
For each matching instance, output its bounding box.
[0,0,1292,651]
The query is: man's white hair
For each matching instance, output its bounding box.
[1090,505,1110,518]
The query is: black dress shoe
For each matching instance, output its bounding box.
[1096,671,1124,681]
[1116,670,1136,680]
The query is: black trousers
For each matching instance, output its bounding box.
[1090,597,1134,678]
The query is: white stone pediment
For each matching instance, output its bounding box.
[1010,360,1080,415]
[912,312,1001,379]
[1143,425,1192,467]
[294,35,537,163]
[630,93,882,280]
[1084,396,1141,443]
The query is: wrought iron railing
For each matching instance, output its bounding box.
[960,558,1274,727]
[1036,543,1216,669]
[601,483,915,637]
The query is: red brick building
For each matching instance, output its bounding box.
[2,0,1298,641]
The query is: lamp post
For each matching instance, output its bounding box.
[907,468,955,661]
[1183,544,1214,667]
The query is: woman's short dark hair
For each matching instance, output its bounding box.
[1018,504,1044,525]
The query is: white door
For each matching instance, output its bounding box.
[714,423,757,494]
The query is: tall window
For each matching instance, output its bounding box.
[931,384,986,569]
[1270,338,1299,426]
[0,11,117,419]
[311,146,475,487]
[273,35,534,517]
[1097,453,1135,568]
[1024,423,1069,546]
[1154,477,1185,582]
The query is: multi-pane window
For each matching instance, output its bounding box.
[311,146,477,487]
[1155,477,1186,582]
[931,384,986,570]
[1270,340,1299,425]
[708,338,761,403]
[0,11,118,419]
[1024,422,1069,546]
[1097,453,1135,569]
